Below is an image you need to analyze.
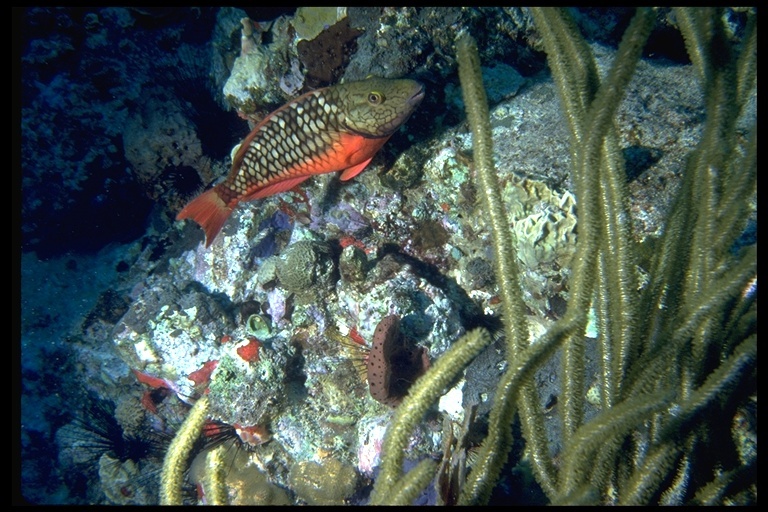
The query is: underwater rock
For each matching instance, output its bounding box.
[289,458,359,505]
[462,257,496,291]
[338,244,369,285]
[206,341,296,428]
[111,280,235,380]
[123,86,212,212]
[291,7,347,42]
[190,444,291,505]
[98,453,152,505]
[222,14,295,117]
[297,17,362,88]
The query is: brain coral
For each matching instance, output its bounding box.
[276,240,336,296]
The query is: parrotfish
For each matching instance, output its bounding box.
[177,77,425,247]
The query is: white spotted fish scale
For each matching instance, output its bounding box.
[227,91,342,200]
[177,77,425,247]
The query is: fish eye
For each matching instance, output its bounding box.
[368,91,383,105]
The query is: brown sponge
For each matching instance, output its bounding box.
[366,315,431,407]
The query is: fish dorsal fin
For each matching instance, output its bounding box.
[245,175,312,200]
[339,158,373,181]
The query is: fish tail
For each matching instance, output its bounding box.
[176,187,232,248]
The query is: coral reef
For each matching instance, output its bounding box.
[54,395,168,504]
[370,328,493,505]
[289,458,359,505]
[122,86,214,212]
[372,8,756,505]
[189,443,291,505]
[98,454,152,505]
[275,240,336,299]
[337,244,369,286]
[291,7,347,42]
[111,279,235,383]
[221,12,295,118]
[20,7,221,256]
[297,17,362,88]
[206,345,295,428]
[21,7,755,506]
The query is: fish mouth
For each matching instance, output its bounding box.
[408,83,426,107]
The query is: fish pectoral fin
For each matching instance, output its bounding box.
[246,175,312,200]
[339,158,373,181]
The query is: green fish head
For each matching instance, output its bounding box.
[338,77,425,138]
